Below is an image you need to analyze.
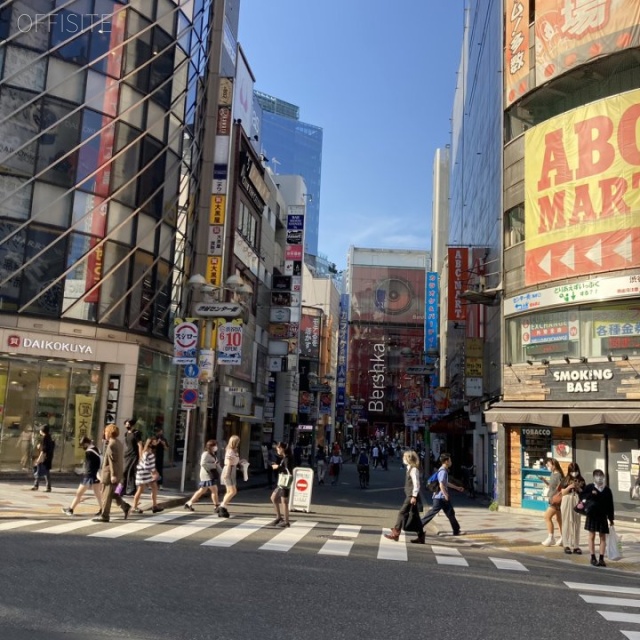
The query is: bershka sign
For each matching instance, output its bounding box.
[7,335,93,355]
[368,343,386,413]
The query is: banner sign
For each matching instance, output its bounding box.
[505,0,530,106]
[336,294,349,407]
[74,394,95,461]
[535,0,640,87]
[426,272,439,352]
[217,321,243,365]
[299,314,321,359]
[173,319,198,364]
[525,89,640,285]
[448,247,468,321]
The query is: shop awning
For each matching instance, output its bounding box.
[230,414,263,424]
[484,403,640,426]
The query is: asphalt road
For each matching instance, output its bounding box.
[1,463,638,640]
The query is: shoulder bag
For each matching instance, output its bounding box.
[574,497,596,516]
[550,488,563,506]
[277,470,292,489]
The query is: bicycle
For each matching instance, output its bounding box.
[357,464,369,489]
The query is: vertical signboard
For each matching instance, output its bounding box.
[505,0,530,107]
[448,247,468,322]
[336,294,349,409]
[425,272,439,352]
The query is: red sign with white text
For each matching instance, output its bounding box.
[448,247,468,321]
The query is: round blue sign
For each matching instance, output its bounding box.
[184,364,199,378]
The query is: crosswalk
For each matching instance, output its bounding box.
[0,512,527,570]
[566,581,640,639]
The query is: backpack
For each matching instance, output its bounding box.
[427,469,441,493]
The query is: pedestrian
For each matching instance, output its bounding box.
[540,458,565,547]
[582,469,615,567]
[384,451,423,542]
[153,425,169,488]
[94,423,130,522]
[62,436,103,516]
[559,462,586,555]
[418,452,464,538]
[328,449,343,485]
[184,439,221,512]
[269,442,293,528]
[31,425,55,492]
[219,435,243,518]
[131,438,163,514]
[356,447,370,487]
[351,443,358,464]
[381,444,388,470]
[123,418,141,496]
[315,444,327,485]
[371,443,380,468]
[266,442,278,489]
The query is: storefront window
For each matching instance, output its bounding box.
[521,428,553,510]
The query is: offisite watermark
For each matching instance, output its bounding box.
[17,13,112,33]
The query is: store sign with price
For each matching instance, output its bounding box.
[217,322,243,365]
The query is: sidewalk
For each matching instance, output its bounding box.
[426,493,640,573]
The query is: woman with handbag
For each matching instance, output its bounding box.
[184,439,221,512]
[131,438,163,514]
[269,442,293,528]
[328,451,343,486]
[558,462,585,555]
[539,458,564,547]
[581,469,615,567]
[219,435,244,518]
[384,451,423,543]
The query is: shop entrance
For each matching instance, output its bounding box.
[0,358,102,472]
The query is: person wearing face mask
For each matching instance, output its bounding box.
[384,450,424,543]
[539,458,565,547]
[184,439,221,512]
[581,469,615,567]
[558,462,586,554]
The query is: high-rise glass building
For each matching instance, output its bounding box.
[254,90,322,258]
[0,0,216,471]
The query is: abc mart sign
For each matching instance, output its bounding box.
[7,334,94,355]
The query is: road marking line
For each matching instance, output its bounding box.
[621,632,640,640]
[489,557,528,572]
[377,530,407,561]
[598,612,640,624]
[202,517,271,547]
[565,582,640,596]
[35,520,101,534]
[318,525,362,556]
[580,594,640,608]
[431,545,462,556]
[436,556,469,566]
[89,512,185,538]
[147,514,223,543]
[259,521,318,552]
[0,519,44,531]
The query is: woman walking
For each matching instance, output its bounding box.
[328,450,343,486]
[131,438,163,514]
[31,425,54,492]
[540,458,564,547]
[219,435,243,518]
[384,451,423,543]
[559,462,586,554]
[62,437,103,516]
[184,440,221,512]
[582,469,615,567]
[269,442,293,528]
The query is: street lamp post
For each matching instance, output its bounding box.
[400,347,437,449]
[186,274,252,487]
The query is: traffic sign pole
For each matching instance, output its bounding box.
[180,407,192,493]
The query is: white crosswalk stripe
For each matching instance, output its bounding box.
[377,530,407,561]
[580,594,640,608]
[565,582,640,596]
[621,632,640,640]
[599,612,640,624]
[259,521,318,552]
[89,512,185,538]
[318,524,361,557]
[0,515,533,571]
[202,517,271,547]
[147,514,223,543]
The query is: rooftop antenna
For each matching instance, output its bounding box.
[270,157,281,174]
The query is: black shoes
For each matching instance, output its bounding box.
[151,506,164,514]
[269,517,283,526]
[122,505,131,520]
[184,503,194,511]
[410,534,426,544]
[62,508,73,516]
[218,507,230,518]
[92,516,109,523]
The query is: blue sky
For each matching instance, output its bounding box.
[238,2,463,270]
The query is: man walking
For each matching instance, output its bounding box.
[94,423,130,522]
[413,452,464,543]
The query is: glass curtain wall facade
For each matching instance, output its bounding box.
[0,0,214,470]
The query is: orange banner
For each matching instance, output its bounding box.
[524,88,640,285]
[505,0,530,106]
[535,0,640,85]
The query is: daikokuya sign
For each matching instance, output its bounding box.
[7,335,94,354]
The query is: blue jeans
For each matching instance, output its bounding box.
[33,464,50,488]
[420,498,460,534]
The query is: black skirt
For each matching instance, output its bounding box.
[584,513,609,534]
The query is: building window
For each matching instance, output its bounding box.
[504,205,525,248]
[237,200,258,248]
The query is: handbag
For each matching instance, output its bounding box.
[574,498,595,516]
[631,484,640,500]
[402,504,422,534]
[35,451,46,465]
[277,471,292,489]
[606,525,622,561]
[550,489,563,506]
[114,482,124,496]
[151,469,161,482]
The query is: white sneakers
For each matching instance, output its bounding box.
[240,460,250,482]
[541,534,555,547]
[555,537,563,546]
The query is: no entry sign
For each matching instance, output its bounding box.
[289,467,314,513]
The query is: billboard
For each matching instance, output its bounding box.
[350,266,426,325]
[448,247,468,322]
[425,272,439,352]
[535,0,640,86]
[505,0,530,106]
[524,89,640,285]
[299,313,321,359]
